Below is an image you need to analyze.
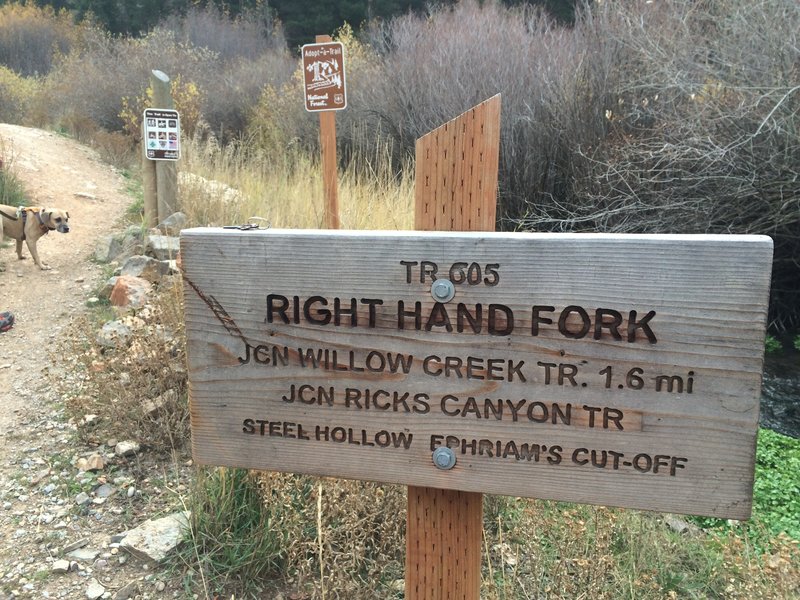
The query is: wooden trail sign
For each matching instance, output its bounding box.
[141,70,179,228]
[180,228,772,519]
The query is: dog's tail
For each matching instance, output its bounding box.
[0,208,18,221]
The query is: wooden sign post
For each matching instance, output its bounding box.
[302,35,347,229]
[406,95,501,599]
[141,69,179,228]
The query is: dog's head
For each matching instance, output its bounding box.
[42,209,70,233]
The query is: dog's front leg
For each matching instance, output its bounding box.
[25,240,49,270]
[15,239,26,261]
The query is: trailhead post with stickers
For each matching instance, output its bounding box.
[302,36,347,230]
[180,93,772,598]
[141,69,181,228]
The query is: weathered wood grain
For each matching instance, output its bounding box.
[181,228,772,519]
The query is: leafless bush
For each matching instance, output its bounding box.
[152,4,294,139]
[0,2,87,76]
[201,51,296,140]
[158,4,286,60]
[351,1,617,219]
[35,26,293,141]
[518,0,800,330]
[353,0,798,328]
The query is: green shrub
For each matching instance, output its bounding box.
[0,65,39,124]
[0,160,27,208]
[175,467,286,597]
[753,428,800,540]
[692,428,800,546]
[765,334,783,354]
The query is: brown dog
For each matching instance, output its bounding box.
[0,204,70,270]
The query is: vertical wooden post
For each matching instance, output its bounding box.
[151,70,178,224]
[142,139,157,228]
[141,72,160,228]
[316,34,340,229]
[406,95,501,599]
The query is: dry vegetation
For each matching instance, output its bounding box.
[1,0,798,597]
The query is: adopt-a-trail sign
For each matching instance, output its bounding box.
[181,229,772,519]
[301,41,347,112]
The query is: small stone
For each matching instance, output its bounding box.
[51,560,70,574]
[127,486,135,498]
[81,414,99,426]
[664,515,701,536]
[95,484,116,499]
[114,581,138,600]
[77,454,105,472]
[75,492,91,506]
[114,441,140,458]
[30,468,51,484]
[64,539,90,553]
[154,581,165,592]
[85,579,105,599]
[119,511,189,562]
[68,548,100,562]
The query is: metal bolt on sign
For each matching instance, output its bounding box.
[432,447,457,470]
[431,279,456,303]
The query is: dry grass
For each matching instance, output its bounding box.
[176,130,414,231]
[254,475,407,598]
[195,475,797,599]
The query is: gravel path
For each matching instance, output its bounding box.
[0,125,187,599]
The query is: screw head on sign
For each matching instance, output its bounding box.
[432,447,457,470]
[430,279,456,303]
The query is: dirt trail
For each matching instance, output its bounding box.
[0,124,131,436]
[0,125,156,599]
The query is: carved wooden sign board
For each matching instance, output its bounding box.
[181,229,772,519]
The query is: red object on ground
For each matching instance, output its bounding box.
[0,312,14,332]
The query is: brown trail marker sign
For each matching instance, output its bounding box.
[303,35,346,229]
[302,39,347,112]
